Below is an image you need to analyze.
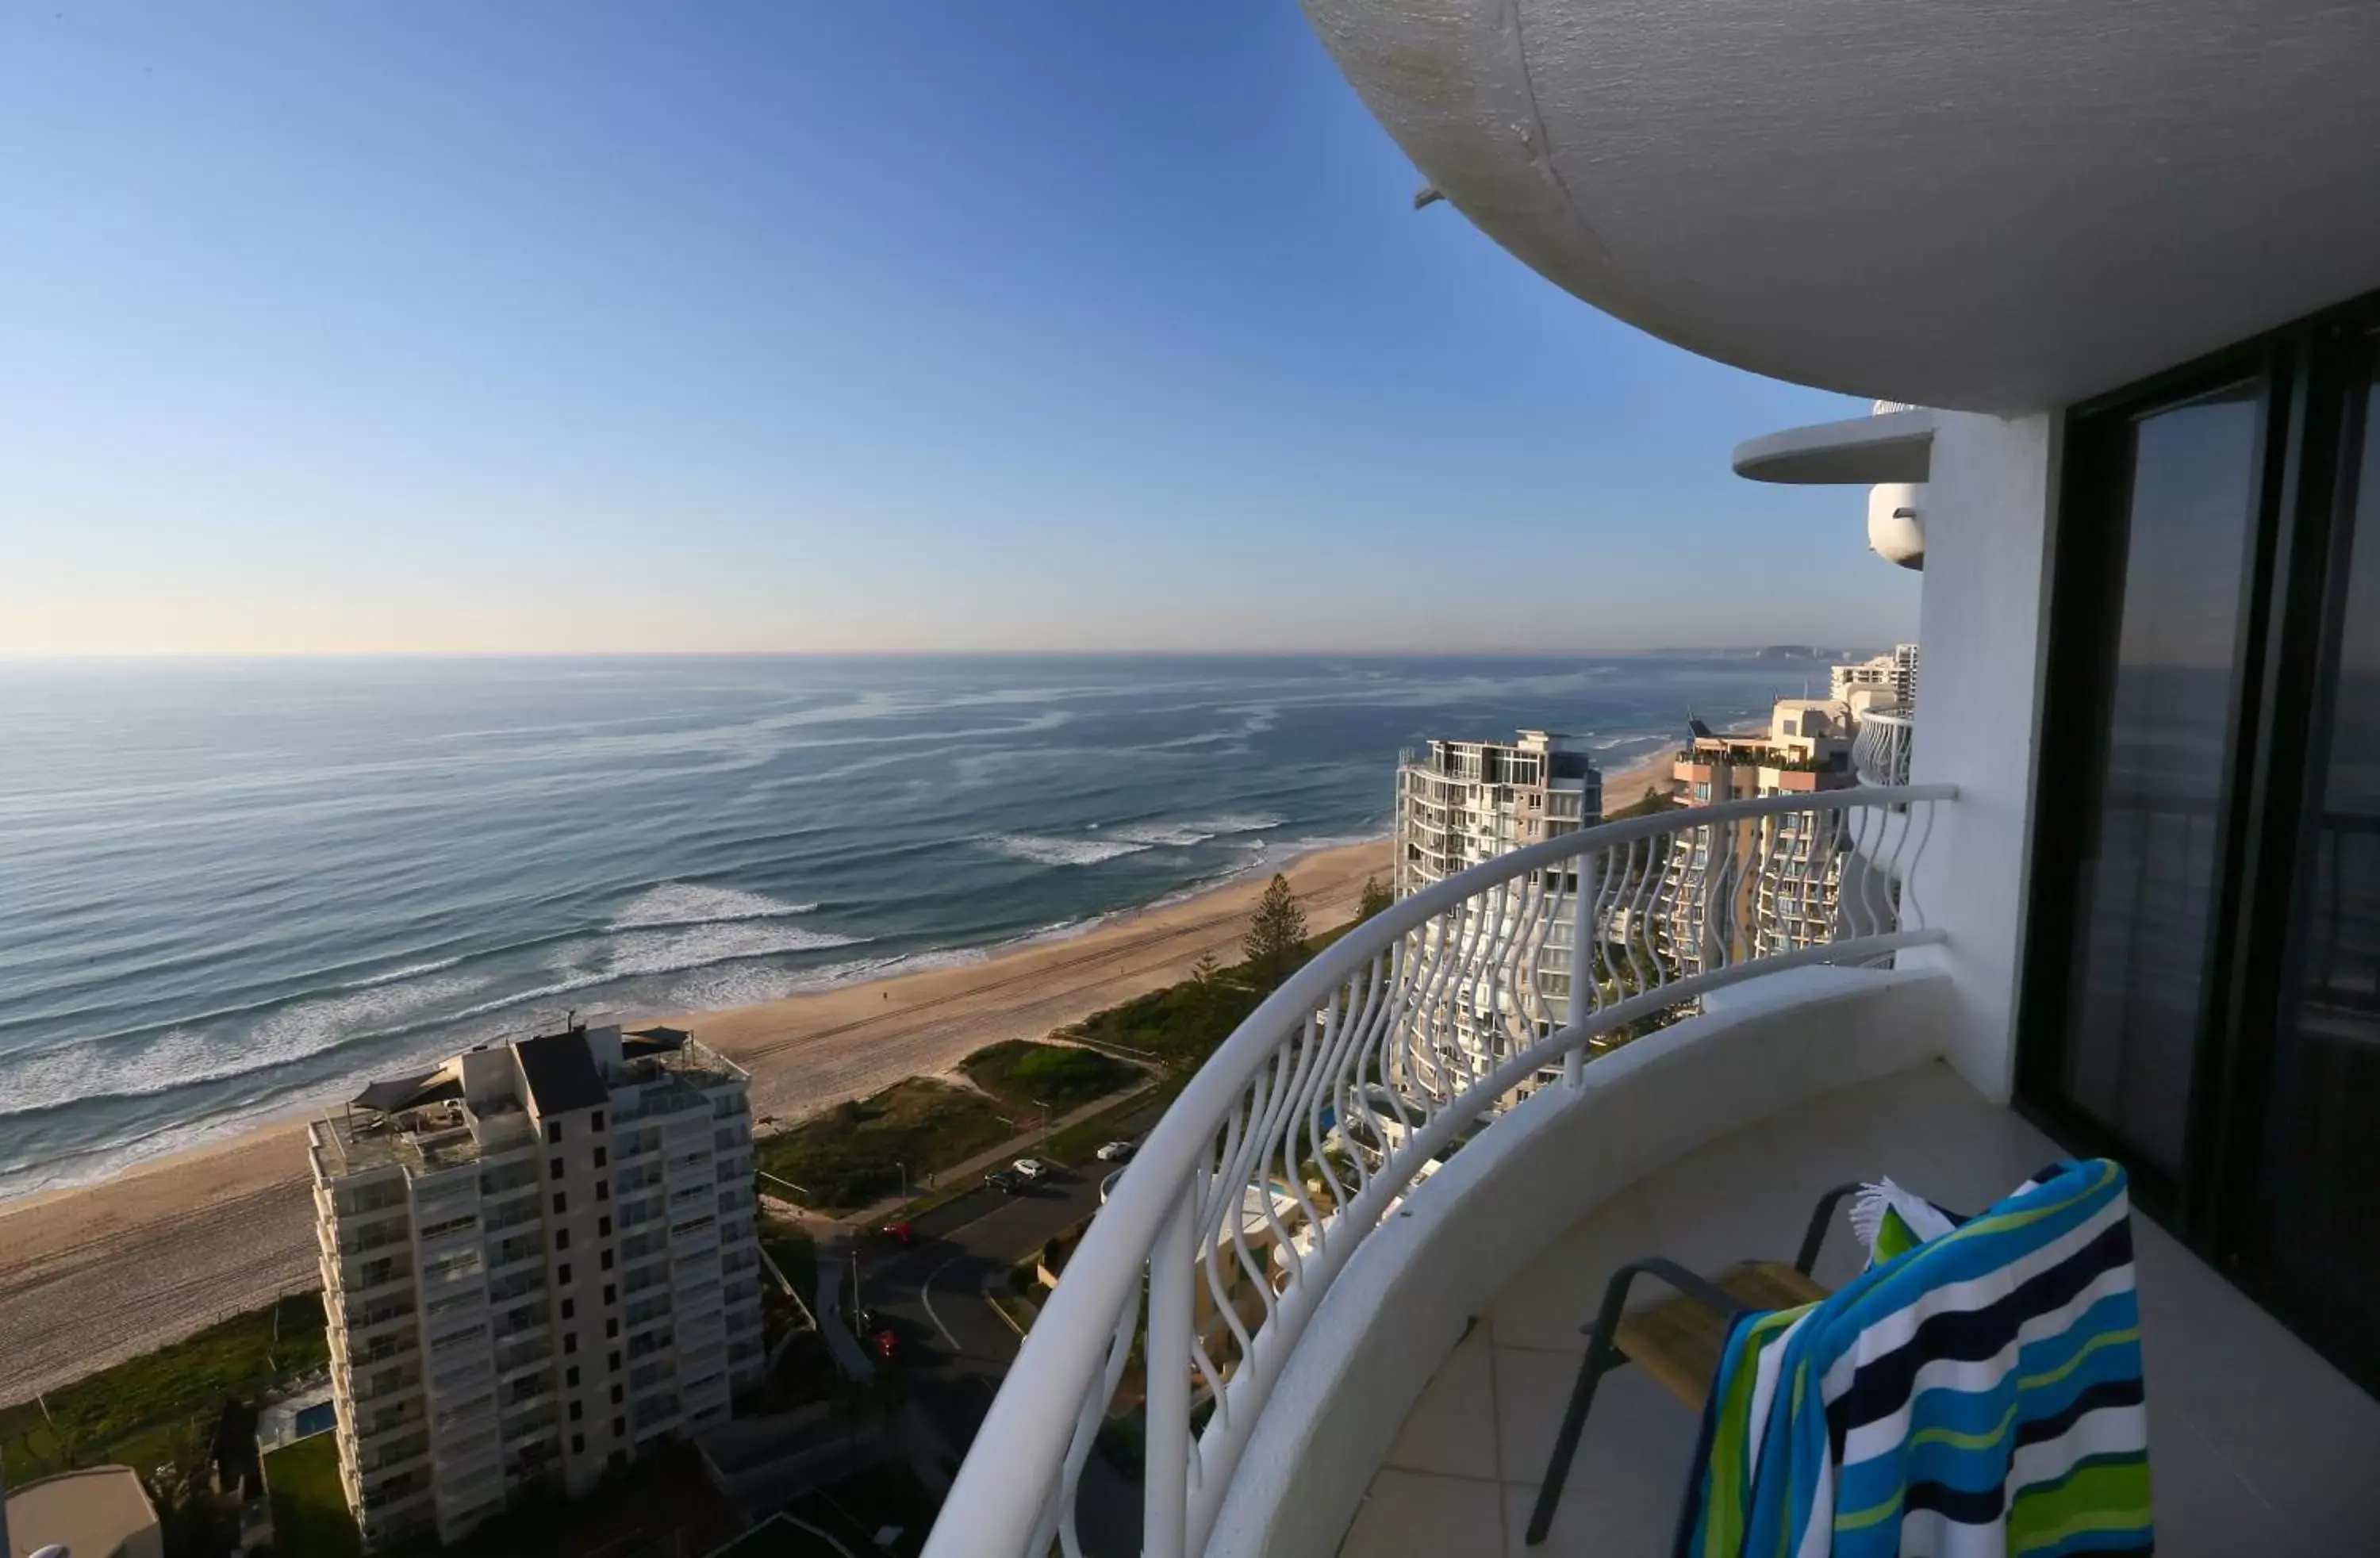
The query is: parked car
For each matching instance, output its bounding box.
[1094,1140,1135,1162]
[873,1326,900,1363]
[1012,1157,1051,1180]
[985,1168,1023,1194]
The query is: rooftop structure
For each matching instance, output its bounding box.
[925,6,2380,1554]
[1831,644,1921,708]
[309,1024,762,1549]
[2,1465,162,1558]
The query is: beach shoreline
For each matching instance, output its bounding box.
[0,837,1393,1406]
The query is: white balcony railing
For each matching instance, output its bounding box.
[925,785,1952,1558]
[1852,709,1914,788]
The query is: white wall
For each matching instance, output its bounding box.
[1901,411,2058,1102]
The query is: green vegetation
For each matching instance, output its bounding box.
[1242,873,1311,989]
[0,1291,328,1487]
[960,1039,1139,1114]
[266,1432,364,1558]
[1357,874,1393,920]
[754,1077,1015,1212]
[1038,1088,1164,1167]
[1069,958,1266,1073]
[752,1040,1146,1215]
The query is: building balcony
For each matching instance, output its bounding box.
[1853,708,1916,789]
[926,788,2380,1556]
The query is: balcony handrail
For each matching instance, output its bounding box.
[925,783,1955,1558]
[1853,708,1916,788]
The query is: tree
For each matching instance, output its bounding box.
[1357,876,1393,920]
[1189,951,1221,988]
[1243,873,1310,988]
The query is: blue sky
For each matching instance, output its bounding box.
[0,3,1913,654]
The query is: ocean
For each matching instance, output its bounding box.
[0,654,1803,1199]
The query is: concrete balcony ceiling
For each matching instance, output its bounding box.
[1301,0,2380,410]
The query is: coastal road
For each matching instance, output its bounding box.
[841,1105,1166,1556]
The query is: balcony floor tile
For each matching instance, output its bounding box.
[1342,1059,2380,1558]
[1338,1467,1507,1558]
[1381,1326,1499,1482]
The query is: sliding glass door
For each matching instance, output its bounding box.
[2251,342,2380,1377]
[2022,305,2380,1395]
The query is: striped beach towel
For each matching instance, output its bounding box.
[1678,1159,2153,1556]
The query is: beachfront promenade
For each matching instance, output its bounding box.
[0,840,1390,1407]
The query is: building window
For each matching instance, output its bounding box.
[561,1299,575,1321]
[596,1181,609,1203]
[566,1366,580,1387]
[550,1157,564,1180]
[555,1228,570,1251]
[569,1401,582,1422]
[564,1332,578,1355]
[606,1318,619,1339]
[559,1263,573,1285]
[598,1215,612,1237]
[552,1192,567,1215]
[592,1108,605,1131]
[608,1349,620,1372]
[547,1121,563,1145]
[593,1145,608,1168]
[611,1383,624,1404]
[613,1416,626,1439]
[603,1283,616,1305]
[600,1249,614,1272]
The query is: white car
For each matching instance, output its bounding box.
[1012,1157,1051,1180]
[1094,1140,1136,1162]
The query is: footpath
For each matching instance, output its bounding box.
[829,1076,1159,1230]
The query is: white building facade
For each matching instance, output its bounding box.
[309,1024,763,1549]
[1390,732,1601,1098]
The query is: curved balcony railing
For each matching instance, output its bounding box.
[1852,709,1915,788]
[923,785,1954,1558]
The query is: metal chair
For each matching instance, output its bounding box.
[1524,1181,1867,1547]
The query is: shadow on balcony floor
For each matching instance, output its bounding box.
[1339,1061,2380,1557]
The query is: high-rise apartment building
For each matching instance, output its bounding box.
[1829,643,1920,708]
[1666,700,1861,966]
[309,1024,764,1549]
[1392,731,1601,897]
[1391,732,1602,1096]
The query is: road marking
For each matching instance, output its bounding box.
[920,1254,965,1349]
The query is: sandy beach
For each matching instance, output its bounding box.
[1604,750,1679,809]
[0,839,1391,1406]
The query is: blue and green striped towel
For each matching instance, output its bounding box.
[1678,1159,2153,1556]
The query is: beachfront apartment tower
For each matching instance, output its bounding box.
[1830,643,1921,708]
[307,1024,764,1550]
[1664,700,1863,969]
[1392,731,1601,896]
[1390,732,1602,1097]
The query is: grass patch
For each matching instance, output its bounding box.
[266,1431,364,1558]
[754,1077,1015,1213]
[1039,1083,1169,1168]
[960,1039,1140,1114]
[1,1291,328,1487]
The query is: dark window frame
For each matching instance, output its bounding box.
[2017,289,2380,1395]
